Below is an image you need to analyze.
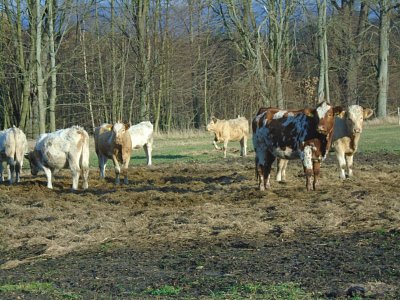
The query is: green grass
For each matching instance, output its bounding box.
[145,284,182,296]
[359,124,400,153]
[0,281,81,299]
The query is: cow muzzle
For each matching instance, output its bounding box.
[353,128,362,134]
[317,126,327,135]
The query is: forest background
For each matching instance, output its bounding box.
[0,0,399,137]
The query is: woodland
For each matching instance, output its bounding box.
[0,0,400,137]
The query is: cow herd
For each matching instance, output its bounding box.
[0,121,153,190]
[0,102,373,191]
[208,102,373,191]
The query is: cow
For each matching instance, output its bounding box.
[253,101,343,191]
[206,116,249,158]
[252,107,311,182]
[332,105,374,179]
[276,105,374,181]
[128,121,153,166]
[94,122,132,184]
[0,126,28,184]
[25,126,89,190]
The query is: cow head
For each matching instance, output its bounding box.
[25,151,40,175]
[311,102,343,135]
[344,105,374,134]
[206,117,219,132]
[112,121,130,145]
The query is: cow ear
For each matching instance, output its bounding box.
[304,109,314,118]
[124,123,131,130]
[212,116,218,123]
[363,108,374,119]
[333,106,344,115]
[337,110,346,118]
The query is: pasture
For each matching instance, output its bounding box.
[0,124,399,299]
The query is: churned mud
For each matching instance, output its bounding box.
[0,152,399,299]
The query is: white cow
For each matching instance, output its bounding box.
[128,121,153,166]
[0,126,28,183]
[26,126,90,190]
[332,105,374,179]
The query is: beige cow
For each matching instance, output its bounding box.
[207,116,249,158]
[332,105,373,179]
[94,122,132,184]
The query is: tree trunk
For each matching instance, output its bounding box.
[48,0,57,132]
[376,0,390,118]
[36,0,46,134]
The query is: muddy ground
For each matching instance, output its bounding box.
[0,152,399,299]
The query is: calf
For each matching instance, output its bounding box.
[0,126,28,183]
[332,105,373,179]
[206,116,249,158]
[26,126,89,190]
[94,122,132,184]
[253,102,343,191]
[128,121,153,165]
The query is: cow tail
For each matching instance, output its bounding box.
[80,131,90,171]
[12,127,27,168]
[5,127,17,167]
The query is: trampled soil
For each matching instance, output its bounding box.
[0,152,399,299]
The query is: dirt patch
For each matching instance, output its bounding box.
[0,153,399,298]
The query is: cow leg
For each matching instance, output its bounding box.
[212,138,222,150]
[112,156,121,185]
[345,154,354,177]
[122,153,131,184]
[5,157,15,184]
[144,144,152,166]
[223,141,228,158]
[312,160,321,191]
[0,162,4,182]
[262,155,275,191]
[69,158,81,190]
[240,137,247,157]
[335,150,347,180]
[303,146,314,191]
[99,155,107,179]
[15,161,21,183]
[42,166,53,189]
[276,159,288,182]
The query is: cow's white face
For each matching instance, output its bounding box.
[206,118,218,132]
[113,122,128,145]
[346,105,373,134]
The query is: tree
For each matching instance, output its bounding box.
[376,0,399,117]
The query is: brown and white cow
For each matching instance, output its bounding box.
[206,116,249,158]
[26,126,90,190]
[0,126,28,184]
[276,105,374,182]
[332,105,373,179]
[94,122,132,184]
[253,101,343,191]
[128,121,153,166]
